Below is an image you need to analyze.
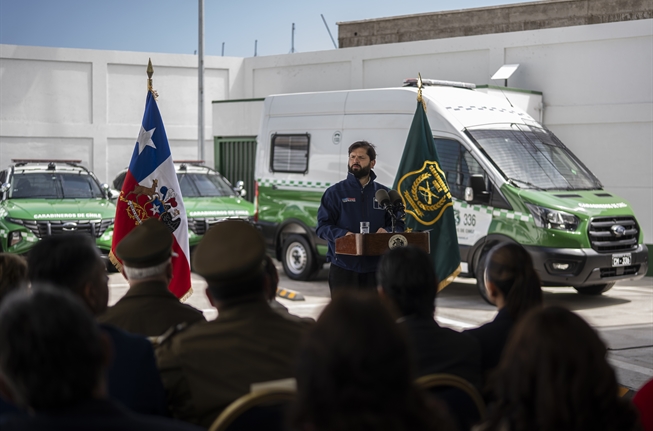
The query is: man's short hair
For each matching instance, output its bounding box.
[123,259,169,281]
[0,286,105,410]
[27,234,102,295]
[377,246,438,317]
[348,141,377,161]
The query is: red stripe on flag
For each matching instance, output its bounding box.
[170,238,191,299]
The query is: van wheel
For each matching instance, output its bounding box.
[573,283,615,295]
[281,235,318,281]
[475,252,493,305]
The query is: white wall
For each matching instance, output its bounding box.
[1,19,652,242]
[0,45,243,183]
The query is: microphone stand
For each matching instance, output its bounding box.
[386,202,405,233]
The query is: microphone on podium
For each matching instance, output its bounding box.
[388,189,404,210]
[375,189,391,210]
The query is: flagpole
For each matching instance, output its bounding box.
[147,58,158,99]
[198,0,205,162]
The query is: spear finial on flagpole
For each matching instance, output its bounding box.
[417,73,426,113]
[147,58,159,99]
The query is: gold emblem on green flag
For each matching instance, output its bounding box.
[397,160,453,226]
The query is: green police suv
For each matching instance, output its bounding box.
[112,161,254,249]
[0,160,116,261]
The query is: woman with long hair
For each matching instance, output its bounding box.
[464,243,543,377]
[291,292,453,431]
[478,306,640,431]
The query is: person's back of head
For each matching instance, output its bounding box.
[377,245,437,318]
[485,305,639,431]
[27,234,108,315]
[485,243,542,320]
[0,253,28,304]
[116,217,174,282]
[292,292,444,431]
[192,220,267,303]
[0,286,106,411]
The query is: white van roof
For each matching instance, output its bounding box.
[265,85,536,131]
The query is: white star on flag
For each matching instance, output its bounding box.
[150,202,160,215]
[137,126,156,154]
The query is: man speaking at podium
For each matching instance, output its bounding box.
[317,141,404,293]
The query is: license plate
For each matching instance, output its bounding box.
[612,253,631,267]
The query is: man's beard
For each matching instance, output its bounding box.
[348,163,371,179]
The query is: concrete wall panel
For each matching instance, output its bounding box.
[505,36,652,105]
[252,62,351,97]
[0,137,93,169]
[0,58,91,124]
[108,64,229,127]
[362,50,489,88]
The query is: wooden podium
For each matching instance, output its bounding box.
[335,232,430,256]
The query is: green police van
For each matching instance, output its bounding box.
[0,159,116,263]
[254,81,648,298]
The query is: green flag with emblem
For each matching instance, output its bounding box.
[393,83,461,290]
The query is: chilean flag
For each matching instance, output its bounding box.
[110,91,191,299]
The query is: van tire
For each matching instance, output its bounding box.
[281,234,318,281]
[475,252,493,304]
[573,283,615,295]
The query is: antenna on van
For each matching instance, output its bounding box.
[491,64,519,108]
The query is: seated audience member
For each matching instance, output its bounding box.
[633,378,653,431]
[27,234,167,416]
[377,245,482,388]
[0,253,29,415]
[156,220,311,428]
[291,292,455,431]
[0,287,203,431]
[477,306,640,431]
[99,218,205,336]
[0,253,28,303]
[464,243,542,379]
[264,255,315,324]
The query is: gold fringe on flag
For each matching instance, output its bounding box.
[437,264,462,292]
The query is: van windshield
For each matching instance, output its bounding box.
[467,125,602,191]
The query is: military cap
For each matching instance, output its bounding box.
[117,218,173,268]
[192,220,265,284]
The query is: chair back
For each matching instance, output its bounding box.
[208,388,296,431]
[417,373,486,431]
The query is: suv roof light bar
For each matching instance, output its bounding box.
[12,159,83,163]
[402,78,476,90]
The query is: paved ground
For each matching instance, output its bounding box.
[108,261,653,391]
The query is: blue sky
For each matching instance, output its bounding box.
[0,0,538,58]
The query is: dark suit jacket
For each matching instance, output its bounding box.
[0,398,204,431]
[463,308,514,377]
[98,280,205,337]
[400,315,482,389]
[101,324,168,416]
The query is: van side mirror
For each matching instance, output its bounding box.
[0,182,9,200]
[465,175,490,204]
[101,183,113,199]
[235,180,246,197]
